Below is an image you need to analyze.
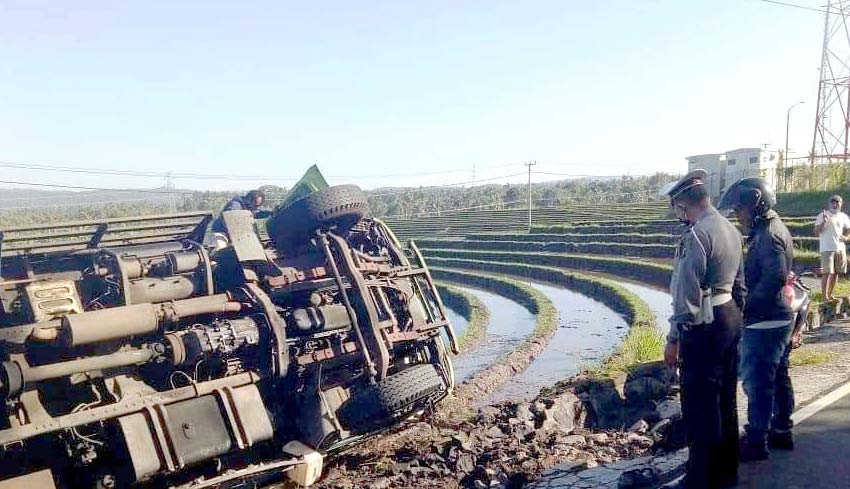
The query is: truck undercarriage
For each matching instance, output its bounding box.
[0,179,457,488]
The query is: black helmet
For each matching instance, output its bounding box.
[717,177,776,217]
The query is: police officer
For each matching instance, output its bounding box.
[211,189,266,234]
[661,169,745,489]
[718,178,795,461]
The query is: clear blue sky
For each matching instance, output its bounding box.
[0,0,827,191]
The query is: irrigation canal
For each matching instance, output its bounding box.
[449,288,536,382]
[618,281,673,333]
[444,307,468,339]
[443,278,673,401]
[487,281,629,403]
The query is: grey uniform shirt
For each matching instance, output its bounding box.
[668,207,745,342]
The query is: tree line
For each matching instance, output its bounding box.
[0,173,677,227]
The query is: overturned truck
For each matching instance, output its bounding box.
[0,176,457,488]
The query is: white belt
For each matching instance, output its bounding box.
[711,293,732,307]
[746,320,790,330]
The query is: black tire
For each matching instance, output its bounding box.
[268,185,368,240]
[338,363,447,433]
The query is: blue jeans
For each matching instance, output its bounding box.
[741,324,795,446]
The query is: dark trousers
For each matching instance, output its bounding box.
[773,340,795,435]
[680,301,742,489]
[741,325,795,443]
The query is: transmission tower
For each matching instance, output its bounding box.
[164,172,176,212]
[810,1,850,167]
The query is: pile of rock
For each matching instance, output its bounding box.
[318,362,684,488]
[557,361,685,450]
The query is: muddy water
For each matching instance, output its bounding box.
[450,288,537,382]
[617,281,672,333]
[444,307,469,339]
[488,282,629,403]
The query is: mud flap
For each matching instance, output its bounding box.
[283,441,324,487]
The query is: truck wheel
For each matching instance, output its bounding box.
[338,363,447,433]
[268,185,368,240]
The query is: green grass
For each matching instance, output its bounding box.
[418,238,675,259]
[596,326,666,375]
[776,187,850,217]
[790,349,838,367]
[810,278,850,304]
[423,248,673,288]
[531,223,678,235]
[795,249,820,269]
[785,221,816,237]
[466,232,677,245]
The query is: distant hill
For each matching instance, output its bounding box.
[0,188,173,210]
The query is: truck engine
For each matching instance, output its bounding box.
[0,180,457,488]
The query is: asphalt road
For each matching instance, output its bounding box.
[737,388,850,488]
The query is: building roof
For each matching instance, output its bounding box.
[686,153,724,159]
[725,147,771,154]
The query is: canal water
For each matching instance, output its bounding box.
[444,277,673,401]
[487,281,629,402]
[618,281,672,333]
[449,288,536,382]
[445,307,468,339]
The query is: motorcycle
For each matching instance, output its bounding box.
[783,271,812,349]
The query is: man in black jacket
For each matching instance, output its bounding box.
[211,189,266,234]
[718,177,795,461]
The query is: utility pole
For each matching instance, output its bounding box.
[785,101,804,191]
[524,161,536,232]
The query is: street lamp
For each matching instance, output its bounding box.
[785,101,805,191]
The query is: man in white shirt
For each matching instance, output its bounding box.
[814,195,850,300]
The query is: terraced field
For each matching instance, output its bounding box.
[408,200,827,408]
[316,200,836,488]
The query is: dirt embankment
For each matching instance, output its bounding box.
[317,363,680,489]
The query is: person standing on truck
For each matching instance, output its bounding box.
[718,178,796,461]
[814,195,850,301]
[660,169,745,489]
[211,189,266,234]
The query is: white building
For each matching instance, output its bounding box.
[686,153,727,200]
[686,147,781,201]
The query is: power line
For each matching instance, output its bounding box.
[0,161,300,182]
[755,0,850,15]
[533,171,636,178]
[0,196,179,211]
[0,159,526,182]
[0,167,660,203]
[366,173,527,197]
[0,179,197,194]
[0,172,531,205]
[756,0,826,13]
[0,190,143,202]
